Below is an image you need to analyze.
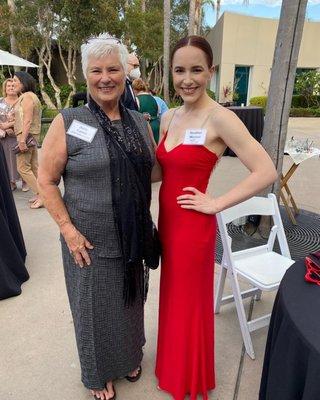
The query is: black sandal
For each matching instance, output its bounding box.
[125,365,142,382]
[94,384,116,400]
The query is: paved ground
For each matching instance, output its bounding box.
[1,118,319,400]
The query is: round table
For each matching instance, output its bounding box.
[259,259,320,399]
[0,143,29,300]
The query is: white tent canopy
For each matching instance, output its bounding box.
[0,50,38,68]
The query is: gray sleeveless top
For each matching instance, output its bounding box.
[60,106,154,259]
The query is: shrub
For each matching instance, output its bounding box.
[250,96,267,109]
[42,108,60,118]
[250,95,320,111]
[289,107,320,117]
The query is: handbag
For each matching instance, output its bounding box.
[12,134,37,154]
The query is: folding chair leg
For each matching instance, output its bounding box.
[229,270,255,359]
[214,265,227,314]
[255,289,262,301]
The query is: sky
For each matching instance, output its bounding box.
[204,1,320,28]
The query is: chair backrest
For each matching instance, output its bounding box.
[217,194,291,263]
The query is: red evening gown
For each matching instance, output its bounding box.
[155,132,219,400]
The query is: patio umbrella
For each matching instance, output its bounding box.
[0,50,38,68]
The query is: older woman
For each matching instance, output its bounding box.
[38,37,155,400]
[0,78,24,191]
[13,71,42,207]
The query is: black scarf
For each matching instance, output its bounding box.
[88,95,153,306]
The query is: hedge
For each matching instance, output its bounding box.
[289,107,320,117]
[250,95,320,110]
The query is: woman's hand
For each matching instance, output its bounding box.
[18,141,28,153]
[177,187,221,215]
[61,223,94,267]
[6,128,15,137]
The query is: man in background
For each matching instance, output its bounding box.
[121,53,140,111]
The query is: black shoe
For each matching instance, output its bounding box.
[125,365,142,383]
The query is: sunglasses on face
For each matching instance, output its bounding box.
[305,251,320,285]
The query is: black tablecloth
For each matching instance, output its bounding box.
[259,259,320,400]
[0,143,29,300]
[225,106,264,156]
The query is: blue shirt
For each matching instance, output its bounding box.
[153,96,169,118]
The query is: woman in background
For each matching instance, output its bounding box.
[132,78,160,143]
[13,71,42,208]
[0,78,27,191]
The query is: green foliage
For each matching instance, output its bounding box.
[42,108,60,119]
[250,96,268,109]
[294,70,320,108]
[291,94,320,108]
[251,95,320,111]
[41,82,87,108]
[290,108,320,117]
[206,88,216,100]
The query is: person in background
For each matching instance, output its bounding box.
[132,78,160,143]
[13,71,42,209]
[121,52,140,110]
[0,79,29,192]
[0,79,19,190]
[150,89,169,119]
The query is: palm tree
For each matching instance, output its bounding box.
[261,0,308,197]
[188,0,196,35]
[7,0,20,60]
[163,0,171,104]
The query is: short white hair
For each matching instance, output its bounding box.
[81,34,129,79]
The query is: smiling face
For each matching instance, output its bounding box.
[86,51,126,107]
[12,75,23,94]
[171,45,214,105]
[5,80,17,97]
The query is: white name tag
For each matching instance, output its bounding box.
[67,120,97,143]
[183,129,207,145]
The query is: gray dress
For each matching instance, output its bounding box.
[60,106,153,390]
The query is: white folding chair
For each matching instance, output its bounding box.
[215,193,294,359]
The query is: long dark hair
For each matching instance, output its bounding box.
[14,71,37,94]
[171,35,213,68]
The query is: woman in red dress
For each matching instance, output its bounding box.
[153,36,277,400]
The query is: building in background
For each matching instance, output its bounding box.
[207,12,320,105]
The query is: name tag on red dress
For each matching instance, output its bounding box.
[183,129,207,145]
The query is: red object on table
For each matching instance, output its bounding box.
[305,251,320,285]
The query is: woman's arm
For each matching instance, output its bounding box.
[177,109,277,214]
[0,120,14,130]
[17,94,34,152]
[38,114,93,267]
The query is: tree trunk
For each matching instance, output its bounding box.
[195,0,202,35]
[141,0,147,80]
[261,0,308,197]
[37,47,57,109]
[188,0,196,36]
[163,0,170,104]
[58,43,77,108]
[216,0,221,23]
[7,0,20,71]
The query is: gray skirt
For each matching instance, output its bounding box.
[61,238,145,389]
[0,135,19,182]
